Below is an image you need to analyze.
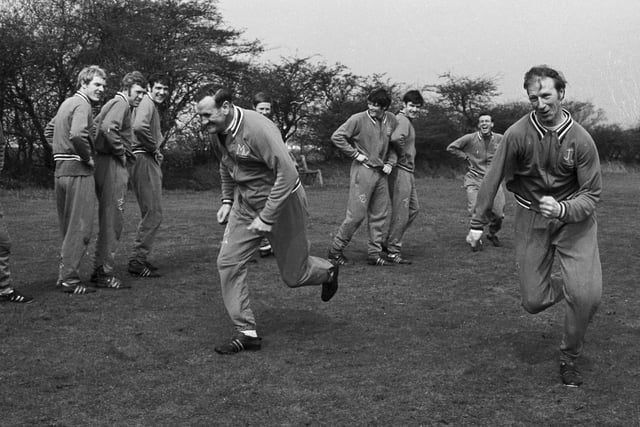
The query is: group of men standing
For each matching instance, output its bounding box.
[1,64,602,388]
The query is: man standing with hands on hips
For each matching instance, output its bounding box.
[466,65,602,387]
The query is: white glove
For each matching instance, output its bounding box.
[382,164,392,175]
[466,229,483,251]
[355,153,368,163]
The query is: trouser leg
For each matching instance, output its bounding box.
[488,184,506,236]
[130,154,163,263]
[367,172,390,258]
[385,169,417,255]
[0,208,11,289]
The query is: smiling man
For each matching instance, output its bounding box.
[92,71,147,290]
[128,73,171,278]
[466,65,602,387]
[382,90,424,264]
[195,86,338,355]
[447,113,505,250]
[47,65,107,294]
[328,88,399,266]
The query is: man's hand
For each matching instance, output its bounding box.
[382,164,392,175]
[248,216,272,235]
[217,204,231,225]
[355,153,368,163]
[466,229,483,251]
[540,195,561,219]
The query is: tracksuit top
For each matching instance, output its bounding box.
[131,93,162,154]
[447,131,503,179]
[94,92,132,157]
[471,109,601,228]
[214,106,300,226]
[331,111,398,169]
[47,91,95,177]
[390,112,417,173]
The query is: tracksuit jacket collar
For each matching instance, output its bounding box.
[223,105,243,137]
[366,111,387,125]
[529,108,574,142]
[74,91,91,104]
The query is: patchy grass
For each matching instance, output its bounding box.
[1,172,639,426]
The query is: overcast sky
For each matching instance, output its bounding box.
[217,0,640,127]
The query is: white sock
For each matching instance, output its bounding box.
[241,330,257,338]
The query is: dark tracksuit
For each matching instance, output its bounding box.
[46,92,96,285]
[214,107,333,331]
[129,93,163,265]
[447,131,505,236]
[384,112,419,256]
[93,92,133,276]
[471,110,602,361]
[330,111,398,258]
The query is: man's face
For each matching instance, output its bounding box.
[149,82,170,104]
[127,84,146,108]
[80,76,106,102]
[404,101,421,120]
[527,76,564,127]
[368,102,386,120]
[477,115,493,136]
[254,102,272,116]
[196,96,229,134]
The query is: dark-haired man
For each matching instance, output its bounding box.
[328,88,399,266]
[466,65,602,387]
[128,74,170,277]
[195,87,338,355]
[92,71,147,289]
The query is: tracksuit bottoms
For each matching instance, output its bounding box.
[217,186,333,331]
[514,206,602,360]
[465,173,505,236]
[129,153,163,264]
[385,168,419,256]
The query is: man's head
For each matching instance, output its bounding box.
[121,71,147,108]
[195,85,234,134]
[252,92,272,117]
[367,88,391,120]
[402,90,424,120]
[523,65,567,127]
[147,73,171,104]
[76,65,107,102]
[477,113,493,136]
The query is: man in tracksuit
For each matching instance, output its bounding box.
[47,65,106,294]
[195,87,338,355]
[0,126,33,303]
[92,71,147,289]
[328,88,398,266]
[382,90,424,264]
[128,74,170,277]
[467,65,602,387]
[447,114,505,248]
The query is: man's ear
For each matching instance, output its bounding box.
[558,89,565,101]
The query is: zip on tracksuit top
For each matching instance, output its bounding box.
[46,91,95,177]
[214,106,300,226]
[94,92,132,157]
[390,111,417,173]
[471,109,601,228]
[331,111,398,169]
[131,93,163,154]
[447,131,503,180]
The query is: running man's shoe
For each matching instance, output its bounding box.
[215,333,262,355]
[321,265,339,302]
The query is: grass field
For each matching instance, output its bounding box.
[1,172,639,426]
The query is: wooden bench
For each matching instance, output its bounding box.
[298,155,323,186]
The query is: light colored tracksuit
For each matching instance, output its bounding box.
[46,92,96,285]
[129,93,163,264]
[385,112,419,256]
[93,92,132,275]
[330,111,398,258]
[214,107,333,331]
[471,110,602,361]
[0,129,12,290]
[447,131,505,236]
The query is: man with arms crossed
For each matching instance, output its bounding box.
[447,113,505,249]
[92,71,147,289]
[466,65,602,387]
[382,90,424,264]
[328,88,398,266]
[47,65,106,294]
[195,87,338,355]
[128,74,170,278]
